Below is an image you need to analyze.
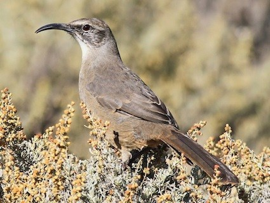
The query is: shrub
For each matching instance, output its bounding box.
[0,88,269,202]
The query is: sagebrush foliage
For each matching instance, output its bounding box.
[0,88,269,202]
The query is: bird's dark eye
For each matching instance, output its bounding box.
[82,24,91,31]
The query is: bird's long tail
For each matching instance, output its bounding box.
[161,129,238,184]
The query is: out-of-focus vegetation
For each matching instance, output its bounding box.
[1,88,269,202]
[0,0,270,158]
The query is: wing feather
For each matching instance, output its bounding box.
[86,65,179,129]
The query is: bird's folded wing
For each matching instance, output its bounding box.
[96,93,178,128]
[86,68,179,128]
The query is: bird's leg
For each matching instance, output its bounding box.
[121,148,132,170]
[128,148,151,167]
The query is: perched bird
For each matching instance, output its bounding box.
[36,18,238,184]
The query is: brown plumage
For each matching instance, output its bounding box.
[36,18,239,184]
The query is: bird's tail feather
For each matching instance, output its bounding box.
[161,129,238,184]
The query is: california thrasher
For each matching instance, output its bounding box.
[36,18,238,184]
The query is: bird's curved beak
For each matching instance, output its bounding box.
[35,23,72,34]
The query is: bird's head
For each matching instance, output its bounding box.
[36,18,120,60]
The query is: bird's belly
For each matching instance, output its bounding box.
[80,87,165,151]
[85,103,160,149]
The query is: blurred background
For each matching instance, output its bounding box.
[0,0,269,158]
